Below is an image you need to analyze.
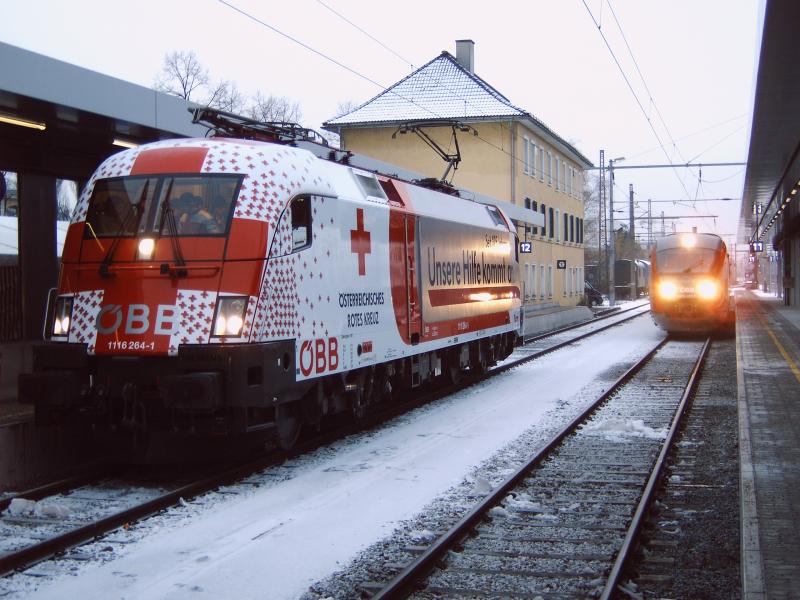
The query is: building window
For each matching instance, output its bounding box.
[548,207,554,238]
[524,263,530,298]
[567,166,572,197]
[573,268,578,297]
[539,264,546,299]
[556,209,561,242]
[530,142,537,178]
[540,203,546,237]
[547,152,552,186]
[524,197,535,236]
[538,149,545,182]
[531,200,538,235]
[522,136,529,174]
[548,264,553,297]
[570,215,575,242]
[555,157,560,191]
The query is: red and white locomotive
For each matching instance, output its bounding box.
[20,110,521,449]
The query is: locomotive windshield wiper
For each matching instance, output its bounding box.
[156,183,188,278]
[99,182,148,278]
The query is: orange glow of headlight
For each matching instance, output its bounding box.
[657,280,678,300]
[696,278,719,300]
[468,292,494,302]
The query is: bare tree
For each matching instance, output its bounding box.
[153,51,303,123]
[334,99,360,118]
[153,50,210,101]
[248,91,302,123]
[207,80,247,114]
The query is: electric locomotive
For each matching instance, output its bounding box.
[649,231,734,333]
[19,109,523,451]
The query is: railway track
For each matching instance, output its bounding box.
[367,335,710,599]
[0,306,651,581]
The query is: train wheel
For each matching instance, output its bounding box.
[349,371,368,419]
[276,403,301,449]
[469,341,489,375]
[446,348,463,385]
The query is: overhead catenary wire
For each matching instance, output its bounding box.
[626,113,748,161]
[606,0,690,168]
[581,0,693,200]
[217,0,583,187]
[314,0,415,69]
[218,0,739,216]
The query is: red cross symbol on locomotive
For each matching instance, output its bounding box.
[350,208,371,276]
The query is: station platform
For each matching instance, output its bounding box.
[736,289,800,599]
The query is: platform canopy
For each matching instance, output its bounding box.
[0,41,206,181]
[739,0,800,244]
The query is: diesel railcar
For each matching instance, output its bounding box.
[650,232,734,333]
[18,111,522,451]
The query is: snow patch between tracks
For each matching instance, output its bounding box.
[583,418,667,441]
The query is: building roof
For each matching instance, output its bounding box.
[323,51,592,168]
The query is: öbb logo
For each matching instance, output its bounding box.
[299,337,339,376]
[96,304,178,335]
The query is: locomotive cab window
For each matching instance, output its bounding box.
[84,177,158,238]
[152,175,241,236]
[84,174,241,239]
[486,206,506,227]
[290,195,311,251]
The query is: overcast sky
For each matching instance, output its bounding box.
[1,0,762,244]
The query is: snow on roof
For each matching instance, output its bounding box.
[324,51,592,167]
[325,52,525,127]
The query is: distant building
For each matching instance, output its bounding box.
[324,40,593,307]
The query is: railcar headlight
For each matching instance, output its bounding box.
[212,296,248,338]
[52,296,74,337]
[696,278,719,300]
[657,280,678,300]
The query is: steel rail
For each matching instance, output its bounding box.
[522,301,647,344]
[0,306,650,578]
[600,336,711,599]
[370,336,668,599]
[498,306,651,375]
[0,467,113,513]
[0,449,304,577]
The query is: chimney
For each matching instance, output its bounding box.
[455,39,475,74]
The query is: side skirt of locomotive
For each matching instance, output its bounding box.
[18,331,517,449]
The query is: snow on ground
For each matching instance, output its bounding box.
[583,418,668,441]
[10,317,664,600]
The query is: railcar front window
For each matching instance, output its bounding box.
[656,248,717,273]
[84,177,157,238]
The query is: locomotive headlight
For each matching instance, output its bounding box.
[696,278,719,300]
[52,296,74,337]
[657,280,678,300]
[137,237,155,260]
[212,296,248,338]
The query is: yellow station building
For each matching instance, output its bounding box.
[324,40,594,308]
